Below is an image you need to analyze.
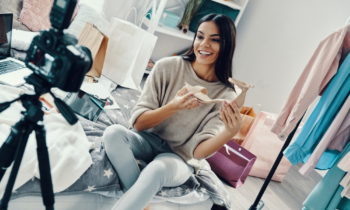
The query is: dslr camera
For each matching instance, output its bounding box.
[25,0,92,92]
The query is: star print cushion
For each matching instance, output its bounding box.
[12,86,234,210]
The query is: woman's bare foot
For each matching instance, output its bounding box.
[144,204,150,210]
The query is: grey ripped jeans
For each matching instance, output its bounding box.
[103,124,194,210]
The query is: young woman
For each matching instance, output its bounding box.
[103,14,245,210]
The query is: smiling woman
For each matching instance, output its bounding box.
[103,13,241,210]
[182,14,237,90]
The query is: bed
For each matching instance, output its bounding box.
[3,86,234,210]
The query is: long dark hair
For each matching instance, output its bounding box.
[182,14,237,91]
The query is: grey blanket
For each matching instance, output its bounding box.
[11,87,233,210]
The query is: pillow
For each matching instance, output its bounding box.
[19,0,79,32]
[0,0,31,31]
[12,29,39,51]
[65,4,109,39]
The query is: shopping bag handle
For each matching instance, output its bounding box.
[223,144,249,161]
[139,13,152,31]
[125,7,137,25]
[122,7,138,35]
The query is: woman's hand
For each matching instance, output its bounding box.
[220,100,242,136]
[170,85,200,111]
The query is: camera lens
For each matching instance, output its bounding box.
[79,46,93,75]
[53,59,62,70]
[45,38,51,45]
[42,32,54,48]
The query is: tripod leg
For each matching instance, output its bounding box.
[0,123,34,210]
[248,112,306,210]
[0,121,27,182]
[35,124,54,210]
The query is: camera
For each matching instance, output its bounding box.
[25,0,92,92]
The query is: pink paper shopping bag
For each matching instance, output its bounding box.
[242,111,302,182]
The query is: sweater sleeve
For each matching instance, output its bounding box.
[129,61,165,129]
[194,111,226,159]
[189,90,237,160]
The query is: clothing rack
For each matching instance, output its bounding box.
[248,111,306,210]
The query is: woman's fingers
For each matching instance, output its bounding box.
[186,103,199,109]
[230,101,242,124]
[184,98,199,108]
[220,108,228,125]
[221,101,232,127]
[183,92,194,102]
[177,86,187,96]
[223,105,234,128]
[225,102,238,126]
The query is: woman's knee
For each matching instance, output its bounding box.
[142,160,169,184]
[143,153,190,183]
[103,124,129,147]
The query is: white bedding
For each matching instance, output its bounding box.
[11,30,39,51]
[0,85,94,198]
[92,189,211,205]
[8,193,213,210]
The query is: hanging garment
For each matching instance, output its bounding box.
[328,109,350,152]
[271,24,350,140]
[302,141,350,210]
[299,95,350,176]
[339,172,350,199]
[283,53,350,169]
[337,150,350,200]
[337,197,350,210]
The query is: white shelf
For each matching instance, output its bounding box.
[155,25,194,41]
[211,0,242,10]
[143,18,194,41]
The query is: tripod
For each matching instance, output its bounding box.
[0,74,78,210]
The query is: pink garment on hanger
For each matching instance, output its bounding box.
[271,24,350,140]
[328,114,350,152]
[299,95,350,177]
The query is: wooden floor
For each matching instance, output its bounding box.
[212,163,322,210]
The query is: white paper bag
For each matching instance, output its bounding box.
[102,9,158,90]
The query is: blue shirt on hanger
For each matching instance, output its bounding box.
[283,53,350,169]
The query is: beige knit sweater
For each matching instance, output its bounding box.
[129,56,237,174]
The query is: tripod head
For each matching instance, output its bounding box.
[0,73,78,125]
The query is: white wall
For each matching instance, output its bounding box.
[233,0,350,118]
